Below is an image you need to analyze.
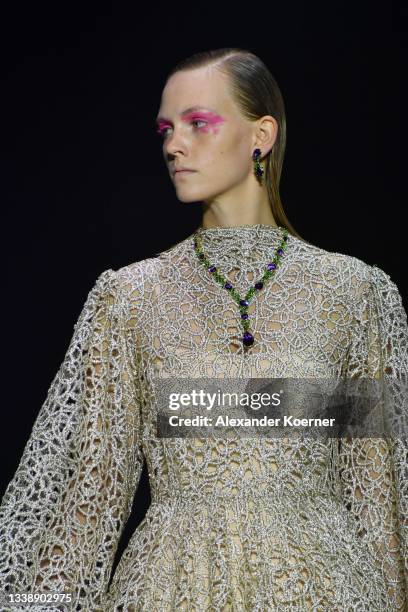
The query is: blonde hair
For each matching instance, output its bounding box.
[166,47,304,241]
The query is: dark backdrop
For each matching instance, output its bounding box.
[1,0,406,581]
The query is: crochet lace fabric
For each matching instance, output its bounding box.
[0,224,407,611]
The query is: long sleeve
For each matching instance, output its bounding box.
[0,269,144,611]
[339,264,408,610]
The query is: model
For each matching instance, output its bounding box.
[0,47,406,611]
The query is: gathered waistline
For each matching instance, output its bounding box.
[150,486,339,506]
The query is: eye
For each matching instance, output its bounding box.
[192,119,207,129]
[156,119,208,138]
[156,126,171,138]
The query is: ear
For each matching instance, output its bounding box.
[254,115,278,154]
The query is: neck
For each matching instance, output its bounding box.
[200,195,278,229]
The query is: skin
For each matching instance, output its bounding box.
[155,64,279,229]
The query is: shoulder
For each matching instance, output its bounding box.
[96,233,401,305]
[289,235,370,278]
[94,234,193,301]
[286,236,405,315]
[290,234,395,284]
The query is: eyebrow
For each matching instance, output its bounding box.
[155,106,219,125]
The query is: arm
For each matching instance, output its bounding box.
[339,264,407,610]
[0,269,144,611]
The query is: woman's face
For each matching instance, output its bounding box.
[155,65,268,205]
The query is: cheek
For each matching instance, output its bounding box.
[197,127,249,169]
[216,136,248,165]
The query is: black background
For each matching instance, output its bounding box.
[1,0,407,581]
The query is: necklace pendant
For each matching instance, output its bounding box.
[242,331,254,347]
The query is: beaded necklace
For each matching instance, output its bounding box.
[193,225,289,349]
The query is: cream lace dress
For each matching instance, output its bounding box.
[0,224,406,611]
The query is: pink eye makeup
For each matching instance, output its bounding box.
[155,108,226,137]
[156,121,174,136]
[182,111,226,134]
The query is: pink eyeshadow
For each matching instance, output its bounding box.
[156,112,226,135]
[156,120,172,130]
[183,112,226,134]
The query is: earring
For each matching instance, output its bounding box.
[252,148,264,182]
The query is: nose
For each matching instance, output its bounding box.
[163,128,188,158]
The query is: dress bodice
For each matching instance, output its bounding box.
[0,223,406,611]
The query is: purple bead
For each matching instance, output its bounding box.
[277,248,283,256]
[242,331,254,346]
[208,265,216,273]
[225,282,233,289]
[255,281,263,290]
[267,262,276,270]
[241,313,249,320]
[239,299,249,307]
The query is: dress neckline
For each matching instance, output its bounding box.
[190,224,287,265]
[195,223,283,234]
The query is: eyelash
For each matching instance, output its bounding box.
[156,119,207,138]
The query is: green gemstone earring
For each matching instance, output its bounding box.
[252,148,264,182]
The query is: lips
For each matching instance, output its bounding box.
[173,167,195,176]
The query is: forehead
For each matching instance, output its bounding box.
[158,66,236,117]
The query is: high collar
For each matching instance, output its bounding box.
[192,224,287,267]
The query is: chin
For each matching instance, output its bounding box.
[175,184,223,203]
[177,197,200,204]
[175,190,209,204]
